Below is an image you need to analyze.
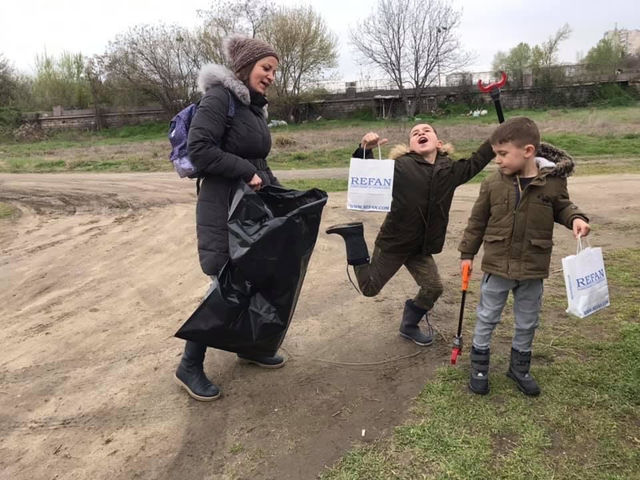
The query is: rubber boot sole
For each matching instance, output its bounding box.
[238,357,287,369]
[506,370,540,397]
[468,381,490,395]
[399,331,433,347]
[174,374,221,402]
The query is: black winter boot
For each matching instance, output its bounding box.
[326,222,370,266]
[469,346,490,395]
[399,299,433,346]
[507,348,541,396]
[237,352,286,369]
[174,341,221,401]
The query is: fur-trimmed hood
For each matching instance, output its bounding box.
[197,63,251,106]
[388,142,455,160]
[536,142,575,177]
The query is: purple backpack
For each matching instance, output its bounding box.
[168,89,236,178]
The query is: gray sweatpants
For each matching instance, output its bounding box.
[472,273,544,352]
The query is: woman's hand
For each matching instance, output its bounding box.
[248,174,263,191]
[361,132,389,150]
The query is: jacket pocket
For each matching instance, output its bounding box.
[484,234,507,243]
[482,235,507,273]
[529,238,553,252]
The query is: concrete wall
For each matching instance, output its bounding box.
[23,106,168,131]
[21,74,640,130]
[302,76,640,121]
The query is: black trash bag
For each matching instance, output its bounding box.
[175,182,328,357]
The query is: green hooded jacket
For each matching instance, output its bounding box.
[458,143,588,280]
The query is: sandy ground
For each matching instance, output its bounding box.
[1,172,639,480]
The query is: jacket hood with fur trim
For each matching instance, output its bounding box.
[536,142,575,177]
[197,63,251,106]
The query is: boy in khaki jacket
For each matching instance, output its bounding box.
[459,117,590,396]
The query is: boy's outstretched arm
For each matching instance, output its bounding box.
[452,139,495,186]
[458,179,492,271]
[552,178,590,238]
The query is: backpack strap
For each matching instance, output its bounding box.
[225,89,236,130]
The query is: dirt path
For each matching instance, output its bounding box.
[1,173,639,480]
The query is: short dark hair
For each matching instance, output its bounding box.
[490,117,540,149]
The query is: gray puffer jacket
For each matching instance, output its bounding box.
[188,64,280,276]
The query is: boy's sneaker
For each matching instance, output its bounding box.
[469,346,490,395]
[506,348,540,396]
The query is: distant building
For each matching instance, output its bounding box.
[604,29,640,55]
[446,71,498,87]
[445,72,473,87]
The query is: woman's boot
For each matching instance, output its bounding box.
[326,222,370,266]
[399,299,433,346]
[175,341,221,401]
[506,348,541,396]
[469,346,490,395]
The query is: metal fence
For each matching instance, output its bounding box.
[303,64,640,94]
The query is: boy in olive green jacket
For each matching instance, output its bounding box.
[458,117,590,396]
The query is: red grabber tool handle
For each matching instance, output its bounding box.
[478,71,507,124]
[451,263,471,365]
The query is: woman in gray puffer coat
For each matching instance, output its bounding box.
[175,36,284,402]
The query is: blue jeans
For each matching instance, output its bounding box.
[472,273,544,352]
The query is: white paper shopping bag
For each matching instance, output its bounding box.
[347,145,395,212]
[562,237,610,318]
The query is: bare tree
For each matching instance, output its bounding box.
[350,0,471,116]
[532,24,572,70]
[261,6,338,98]
[197,0,273,63]
[102,24,206,113]
[530,24,572,86]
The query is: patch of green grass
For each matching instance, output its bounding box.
[543,133,640,157]
[0,202,18,219]
[323,249,640,480]
[229,443,244,455]
[94,122,167,140]
[269,147,353,170]
[282,178,348,192]
[576,160,640,176]
[451,134,640,161]
[1,104,639,173]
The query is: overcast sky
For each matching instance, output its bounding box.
[1,0,638,80]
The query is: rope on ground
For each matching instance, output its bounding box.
[311,349,426,367]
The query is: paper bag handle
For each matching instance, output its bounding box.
[576,235,592,254]
[362,144,383,160]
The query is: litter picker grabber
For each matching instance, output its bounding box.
[450,72,509,366]
[478,71,507,124]
[450,262,471,365]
